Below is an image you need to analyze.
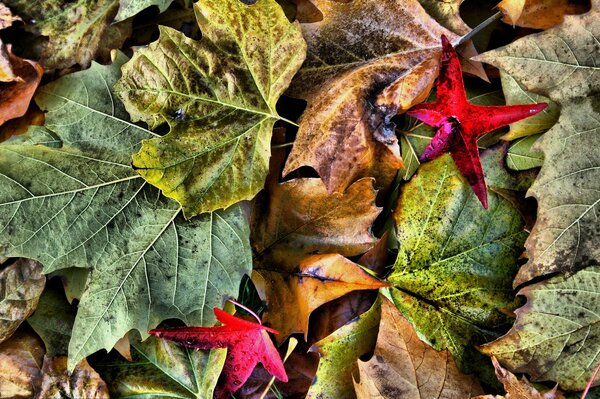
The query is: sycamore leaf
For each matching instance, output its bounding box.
[27,286,75,357]
[476,5,600,284]
[506,134,544,171]
[37,356,109,399]
[94,335,226,399]
[481,267,600,391]
[499,72,559,140]
[0,258,45,344]
[283,0,464,193]
[307,296,381,399]
[3,0,129,70]
[0,53,252,370]
[0,329,44,399]
[52,267,89,304]
[354,297,484,399]
[115,0,306,217]
[253,253,390,342]
[150,307,288,399]
[473,357,565,399]
[0,46,43,125]
[115,0,174,22]
[497,0,589,29]
[389,154,527,374]
[252,177,380,270]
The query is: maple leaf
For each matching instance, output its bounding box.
[150,307,288,399]
[407,35,547,208]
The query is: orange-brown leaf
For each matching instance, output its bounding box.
[498,0,589,29]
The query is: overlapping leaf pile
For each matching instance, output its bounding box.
[0,0,599,397]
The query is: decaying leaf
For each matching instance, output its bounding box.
[252,177,380,269]
[506,134,544,171]
[253,253,389,341]
[0,3,20,30]
[37,356,109,399]
[0,258,45,344]
[354,297,484,399]
[473,357,565,399]
[306,296,381,399]
[498,0,589,29]
[116,0,306,217]
[94,334,226,399]
[0,53,252,370]
[0,329,44,399]
[389,154,527,373]
[481,267,600,391]
[476,4,600,284]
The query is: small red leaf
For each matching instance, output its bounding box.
[149,307,288,399]
[408,35,547,208]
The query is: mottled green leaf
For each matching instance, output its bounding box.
[476,6,600,284]
[306,296,381,399]
[115,0,174,22]
[0,258,45,344]
[27,286,75,357]
[389,155,526,373]
[94,335,226,399]
[115,0,306,217]
[482,267,600,391]
[3,0,131,70]
[0,53,252,371]
[506,134,544,171]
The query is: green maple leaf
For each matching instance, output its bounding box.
[115,0,306,217]
[0,53,251,371]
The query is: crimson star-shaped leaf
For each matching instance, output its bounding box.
[408,35,547,208]
[150,307,287,399]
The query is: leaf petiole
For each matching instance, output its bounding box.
[455,11,503,47]
[227,298,263,324]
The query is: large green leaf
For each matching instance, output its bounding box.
[93,335,226,399]
[115,0,306,217]
[482,267,600,391]
[0,53,252,371]
[476,6,600,285]
[389,154,527,373]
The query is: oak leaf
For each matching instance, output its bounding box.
[476,3,600,284]
[253,253,389,342]
[354,297,484,399]
[115,0,306,217]
[150,307,288,399]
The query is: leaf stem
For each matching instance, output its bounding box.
[227,298,263,324]
[455,11,503,47]
[278,116,299,127]
[581,360,600,399]
[272,142,294,149]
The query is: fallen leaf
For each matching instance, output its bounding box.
[27,286,75,357]
[115,0,306,217]
[506,134,544,171]
[283,0,463,193]
[93,334,226,399]
[354,297,484,399]
[0,258,45,344]
[0,105,44,143]
[499,72,559,140]
[498,0,589,29]
[252,177,380,270]
[0,4,21,82]
[407,36,546,208]
[37,356,109,399]
[0,46,43,125]
[253,253,389,341]
[0,328,44,399]
[476,4,600,284]
[0,53,252,370]
[0,3,21,30]
[3,0,126,70]
[306,296,381,399]
[473,357,565,399]
[51,267,89,304]
[115,0,174,21]
[389,154,527,374]
[481,267,600,391]
[150,307,288,399]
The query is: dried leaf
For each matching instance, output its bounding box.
[354,297,484,399]
[0,328,44,399]
[37,356,109,399]
[498,0,589,29]
[0,3,21,30]
[253,253,389,341]
[0,258,45,344]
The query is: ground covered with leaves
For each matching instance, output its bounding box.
[0,0,598,398]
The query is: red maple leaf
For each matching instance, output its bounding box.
[407,35,547,208]
[149,306,288,399]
